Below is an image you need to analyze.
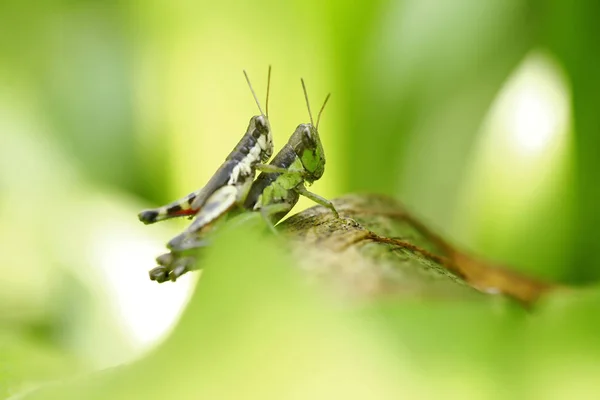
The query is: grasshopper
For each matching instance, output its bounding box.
[149,79,339,283]
[137,68,274,226]
[242,79,339,226]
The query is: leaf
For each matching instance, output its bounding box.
[281,194,558,305]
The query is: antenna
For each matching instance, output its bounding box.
[265,65,272,118]
[301,78,314,127]
[243,70,265,116]
[316,93,331,129]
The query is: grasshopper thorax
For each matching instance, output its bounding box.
[290,122,325,183]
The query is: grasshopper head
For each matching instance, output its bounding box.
[250,114,274,162]
[295,79,330,183]
[244,68,274,162]
[291,123,325,183]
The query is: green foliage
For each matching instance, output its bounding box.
[1,0,600,398]
[13,226,600,399]
[0,330,81,398]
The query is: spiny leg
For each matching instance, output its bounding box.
[148,252,175,283]
[255,164,305,177]
[149,250,204,283]
[149,267,168,283]
[167,185,238,251]
[168,232,212,252]
[259,203,294,235]
[294,184,340,218]
[185,185,238,233]
[156,252,174,266]
[149,266,170,283]
[168,256,199,282]
[138,192,199,225]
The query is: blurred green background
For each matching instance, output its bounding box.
[2,0,600,398]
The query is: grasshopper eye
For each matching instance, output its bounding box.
[303,126,312,140]
[299,125,317,150]
[255,115,267,131]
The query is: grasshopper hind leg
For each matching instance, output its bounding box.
[167,185,238,251]
[139,207,196,225]
[168,232,212,252]
[138,192,199,225]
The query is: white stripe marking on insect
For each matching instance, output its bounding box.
[228,143,262,185]
[257,135,267,150]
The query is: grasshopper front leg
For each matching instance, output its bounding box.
[295,184,340,218]
[149,247,207,283]
[148,256,197,283]
[255,164,305,176]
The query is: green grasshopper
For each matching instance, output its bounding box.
[149,79,339,283]
[137,68,274,226]
[242,79,338,225]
